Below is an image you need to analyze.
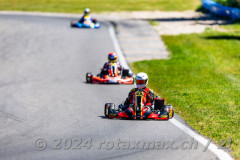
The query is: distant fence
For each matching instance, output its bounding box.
[202,0,240,20]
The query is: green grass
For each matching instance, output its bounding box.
[220,23,240,32]
[0,0,201,13]
[131,26,240,158]
[149,20,159,26]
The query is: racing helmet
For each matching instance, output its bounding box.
[84,8,90,15]
[135,72,148,89]
[108,52,118,62]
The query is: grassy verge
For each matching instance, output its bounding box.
[131,26,240,158]
[149,20,159,26]
[0,0,201,12]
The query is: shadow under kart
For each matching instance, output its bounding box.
[104,96,174,120]
[86,69,134,84]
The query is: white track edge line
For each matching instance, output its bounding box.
[109,25,132,73]
[109,23,233,160]
[170,118,233,160]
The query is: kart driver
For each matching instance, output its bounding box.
[78,8,94,24]
[101,52,122,76]
[120,72,155,110]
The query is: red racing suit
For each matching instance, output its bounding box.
[124,87,155,107]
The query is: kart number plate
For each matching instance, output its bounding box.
[108,79,118,83]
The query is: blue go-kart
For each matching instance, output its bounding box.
[71,19,100,29]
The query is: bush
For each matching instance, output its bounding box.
[214,0,240,8]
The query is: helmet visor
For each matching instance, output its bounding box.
[136,79,147,85]
[109,55,116,60]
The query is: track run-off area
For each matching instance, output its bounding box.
[0,13,232,160]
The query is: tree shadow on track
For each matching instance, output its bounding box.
[140,13,234,26]
[204,35,240,40]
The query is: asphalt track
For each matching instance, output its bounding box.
[0,14,219,160]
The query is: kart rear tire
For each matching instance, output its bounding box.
[86,72,93,83]
[70,21,76,27]
[104,103,115,118]
[92,18,97,23]
[154,98,165,111]
[122,69,129,77]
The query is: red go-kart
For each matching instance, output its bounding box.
[104,89,174,120]
[86,63,134,84]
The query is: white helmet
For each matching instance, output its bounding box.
[84,8,90,14]
[135,72,148,89]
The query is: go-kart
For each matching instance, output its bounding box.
[71,18,100,29]
[86,63,134,84]
[104,89,174,120]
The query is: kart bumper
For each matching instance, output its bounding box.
[71,22,100,29]
[92,76,133,84]
[109,112,169,120]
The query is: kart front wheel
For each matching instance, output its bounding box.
[166,105,174,119]
[163,105,174,119]
[86,72,93,83]
[163,105,170,119]
[104,103,115,118]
